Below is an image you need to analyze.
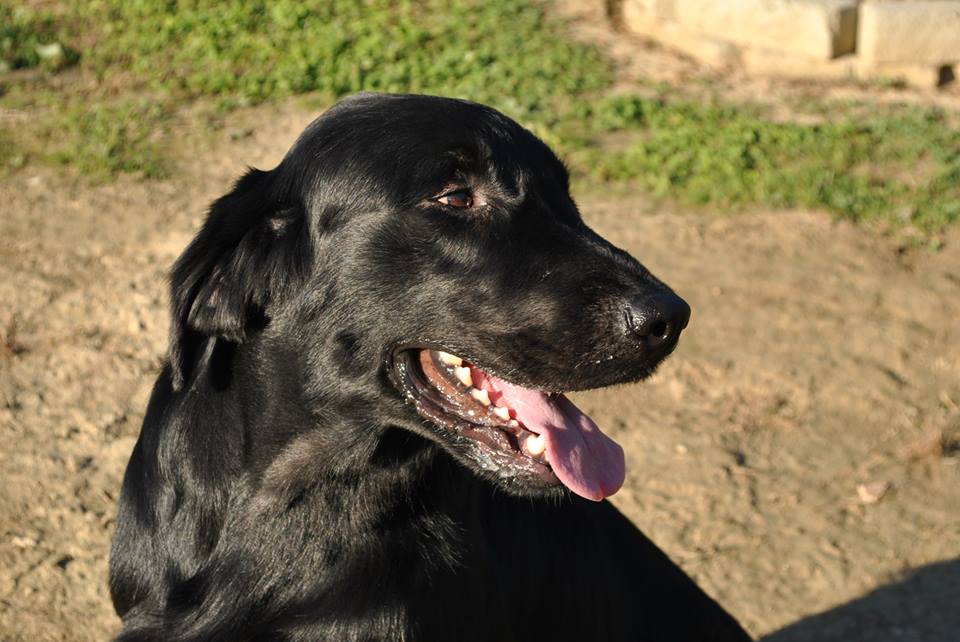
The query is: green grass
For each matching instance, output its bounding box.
[1,0,958,231]
[1,0,609,178]
[49,98,172,178]
[565,96,960,230]
[80,0,609,117]
[0,5,78,72]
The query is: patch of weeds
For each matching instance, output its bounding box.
[565,95,960,231]
[3,0,609,179]
[0,4,79,72]
[47,99,173,178]
[72,0,610,122]
[872,76,909,91]
[0,126,27,175]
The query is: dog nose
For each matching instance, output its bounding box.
[625,292,691,349]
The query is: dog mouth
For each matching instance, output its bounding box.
[390,348,625,501]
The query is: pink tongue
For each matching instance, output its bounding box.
[478,372,625,501]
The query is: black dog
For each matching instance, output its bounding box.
[110,93,751,641]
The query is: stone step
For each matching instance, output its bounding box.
[858,1,960,68]
[623,0,859,61]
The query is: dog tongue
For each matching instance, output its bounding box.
[481,373,625,501]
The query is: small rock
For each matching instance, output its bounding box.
[10,535,37,549]
[857,481,891,504]
[35,42,64,62]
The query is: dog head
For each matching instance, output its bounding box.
[169,93,689,501]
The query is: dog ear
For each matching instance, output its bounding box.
[168,168,311,389]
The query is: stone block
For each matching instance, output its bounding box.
[623,0,859,60]
[859,1,960,67]
[620,3,745,68]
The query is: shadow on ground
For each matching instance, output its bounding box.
[760,558,960,642]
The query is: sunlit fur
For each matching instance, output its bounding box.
[109,94,750,641]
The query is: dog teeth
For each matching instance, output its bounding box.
[524,433,546,456]
[454,366,473,387]
[508,419,519,428]
[493,406,510,420]
[470,388,491,406]
[438,351,463,367]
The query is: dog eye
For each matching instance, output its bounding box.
[436,190,473,208]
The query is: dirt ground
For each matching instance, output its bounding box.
[2,14,960,641]
[2,100,958,641]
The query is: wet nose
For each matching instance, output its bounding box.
[625,292,691,350]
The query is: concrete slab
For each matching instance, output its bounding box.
[859,1,960,67]
[623,0,859,60]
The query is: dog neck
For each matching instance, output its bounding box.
[135,340,483,636]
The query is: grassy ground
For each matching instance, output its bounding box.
[2,0,958,231]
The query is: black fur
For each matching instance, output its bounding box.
[110,93,751,641]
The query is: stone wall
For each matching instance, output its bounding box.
[619,0,960,87]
